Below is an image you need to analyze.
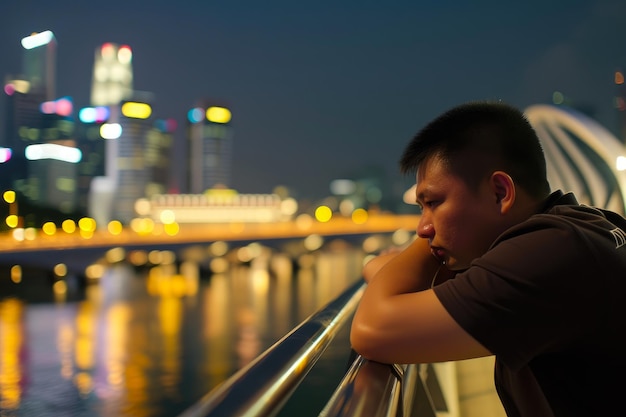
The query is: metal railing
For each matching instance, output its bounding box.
[177,278,448,417]
[320,357,444,417]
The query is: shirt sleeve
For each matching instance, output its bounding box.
[433,216,602,370]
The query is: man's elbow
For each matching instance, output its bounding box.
[349,321,394,364]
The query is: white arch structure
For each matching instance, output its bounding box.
[524,104,626,215]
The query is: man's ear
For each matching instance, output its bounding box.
[490,171,515,214]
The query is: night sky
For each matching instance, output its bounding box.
[1,0,625,202]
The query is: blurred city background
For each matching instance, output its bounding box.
[1,1,626,416]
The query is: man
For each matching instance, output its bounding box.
[350,101,626,417]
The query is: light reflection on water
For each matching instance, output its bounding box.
[0,245,365,416]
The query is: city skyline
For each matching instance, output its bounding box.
[1,1,625,202]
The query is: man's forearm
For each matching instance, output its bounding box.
[367,237,451,293]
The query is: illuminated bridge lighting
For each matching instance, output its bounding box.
[146,191,288,224]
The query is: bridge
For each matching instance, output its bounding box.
[0,213,421,276]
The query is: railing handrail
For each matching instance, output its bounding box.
[177,279,366,417]
[319,356,406,417]
[320,357,441,417]
[176,277,448,417]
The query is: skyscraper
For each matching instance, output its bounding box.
[187,102,233,194]
[87,43,142,224]
[1,31,82,219]
[90,43,133,106]
[21,30,56,101]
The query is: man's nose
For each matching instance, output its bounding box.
[417,216,434,239]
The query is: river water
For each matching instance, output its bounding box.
[0,241,369,417]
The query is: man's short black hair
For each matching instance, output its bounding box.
[399,101,551,199]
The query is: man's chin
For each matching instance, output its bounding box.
[444,259,469,272]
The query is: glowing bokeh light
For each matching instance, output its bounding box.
[42,222,57,235]
[12,228,25,241]
[304,234,324,251]
[117,45,133,64]
[54,263,67,277]
[21,30,54,49]
[25,144,82,163]
[4,83,15,95]
[164,222,179,236]
[101,43,115,59]
[280,198,298,216]
[62,219,76,233]
[351,208,368,224]
[0,148,11,163]
[100,123,122,139]
[106,247,126,263]
[108,220,123,235]
[206,107,232,124]
[40,101,56,114]
[24,227,36,241]
[295,213,313,230]
[11,265,22,284]
[339,199,355,216]
[187,107,204,123]
[160,209,176,224]
[210,258,229,274]
[3,191,15,204]
[79,106,110,123]
[39,97,74,117]
[121,102,152,119]
[130,217,155,235]
[5,215,18,228]
[85,264,105,280]
[55,97,73,116]
[4,80,29,95]
[78,217,96,233]
[209,241,229,257]
[314,205,333,222]
[134,199,151,216]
